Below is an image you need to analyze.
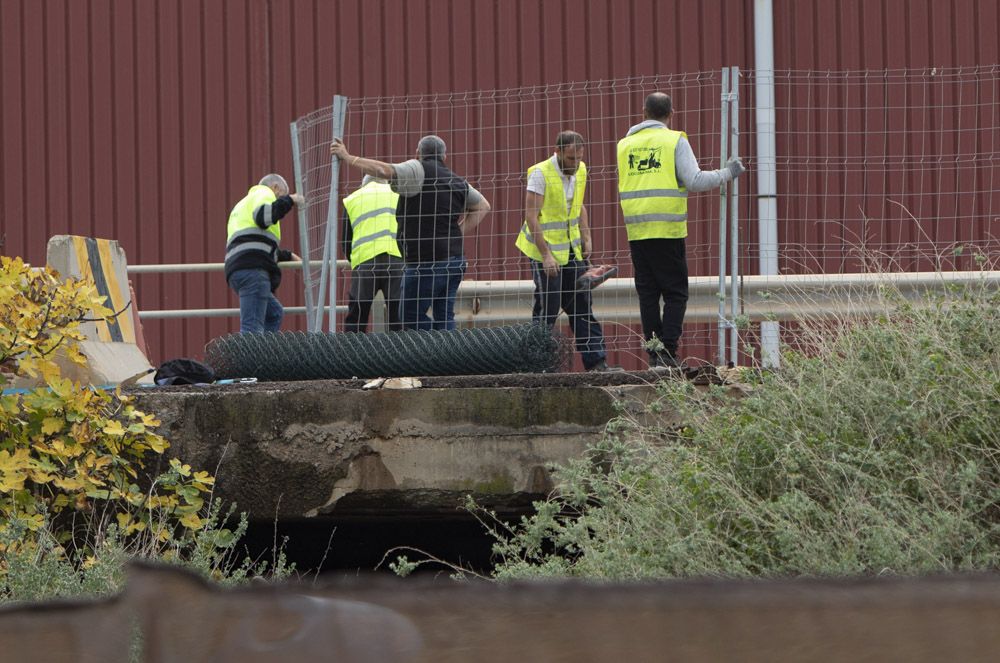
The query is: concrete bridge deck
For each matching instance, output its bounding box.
[129,372,676,521]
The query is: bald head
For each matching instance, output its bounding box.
[416,135,447,161]
[258,173,289,196]
[643,93,673,121]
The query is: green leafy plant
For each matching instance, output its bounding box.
[0,256,214,565]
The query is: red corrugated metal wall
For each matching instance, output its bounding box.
[2,0,998,366]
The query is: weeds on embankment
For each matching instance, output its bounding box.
[483,278,1000,580]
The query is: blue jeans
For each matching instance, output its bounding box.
[229,268,283,333]
[530,258,606,369]
[400,256,467,330]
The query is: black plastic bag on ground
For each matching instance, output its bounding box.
[154,358,215,386]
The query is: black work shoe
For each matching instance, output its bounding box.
[649,352,680,371]
[587,360,624,373]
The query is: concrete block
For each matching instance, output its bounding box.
[43,235,154,386]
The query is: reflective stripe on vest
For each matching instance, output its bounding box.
[515,158,586,265]
[342,181,401,269]
[225,241,275,262]
[226,185,282,247]
[616,128,688,240]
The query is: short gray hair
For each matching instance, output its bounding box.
[416,135,447,160]
[258,173,289,193]
[361,174,388,186]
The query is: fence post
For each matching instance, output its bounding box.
[290,120,316,331]
[317,95,349,332]
[729,66,741,367]
[718,68,731,366]
[755,0,780,368]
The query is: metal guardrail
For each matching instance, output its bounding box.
[127,263,1000,323]
[127,261,347,320]
[457,271,1000,325]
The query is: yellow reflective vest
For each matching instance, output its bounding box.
[225,185,282,261]
[515,157,586,264]
[226,184,281,245]
[342,181,401,268]
[616,127,688,240]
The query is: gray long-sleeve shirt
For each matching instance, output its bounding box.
[624,120,734,193]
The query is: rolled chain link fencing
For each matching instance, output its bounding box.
[205,324,570,381]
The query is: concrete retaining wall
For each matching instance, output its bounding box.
[132,383,657,519]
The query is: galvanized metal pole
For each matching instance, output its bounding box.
[318,95,349,332]
[755,0,780,367]
[718,68,731,366]
[315,205,331,332]
[314,115,332,330]
[729,66,741,367]
[290,120,315,331]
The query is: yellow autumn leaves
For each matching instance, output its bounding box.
[0,256,217,558]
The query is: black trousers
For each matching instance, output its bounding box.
[529,258,607,370]
[344,253,404,333]
[629,238,688,356]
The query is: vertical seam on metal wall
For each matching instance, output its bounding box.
[0,0,4,243]
[87,0,95,238]
[379,0,387,104]
[47,0,57,249]
[857,0,866,69]
[627,0,635,78]
[28,0,36,244]
[492,0,499,89]
[109,2,119,241]
[471,0,480,94]
[131,1,140,269]
[175,0,184,321]
[243,0,251,186]
[401,1,409,95]
[200,0,210,346]
[222,1,231,217]
[425,1,433,92]
[558,0,566,83]
[155,0,165,279]
[448,0,455,92]
[265,0,273,169]
[311,0,318,109]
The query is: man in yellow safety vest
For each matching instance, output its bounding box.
[516,131,619,372]
[341,175,403,332]
[617,93,745,368]
[224,173,304,334]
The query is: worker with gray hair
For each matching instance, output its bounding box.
[341,174,403,332]
[330,135,491,330]
[224,173,304,333]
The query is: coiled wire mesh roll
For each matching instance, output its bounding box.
[204,324,569,381]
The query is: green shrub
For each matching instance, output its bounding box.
[486,280,1000,580]
[0,500,294,604]
[0,256,294,602]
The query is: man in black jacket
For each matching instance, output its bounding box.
[330,136,490,330]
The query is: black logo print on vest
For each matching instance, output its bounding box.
[627,147,662,173]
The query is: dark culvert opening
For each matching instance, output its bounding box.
[239,515,506,577]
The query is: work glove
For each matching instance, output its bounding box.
[725,157,746,180]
